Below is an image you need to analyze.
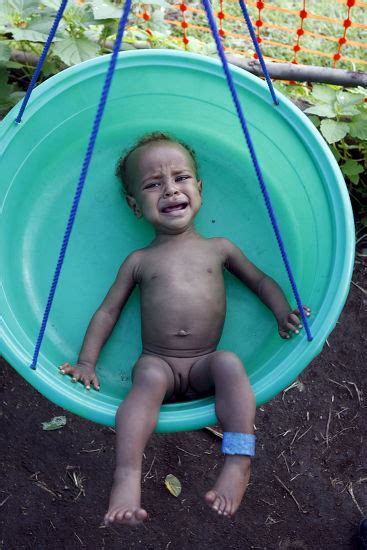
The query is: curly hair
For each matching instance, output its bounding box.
[115,132,199,195]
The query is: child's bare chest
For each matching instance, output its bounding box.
[139,244,224,288]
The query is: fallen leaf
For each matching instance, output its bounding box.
[42,416,67,431]
[164,474,182,497]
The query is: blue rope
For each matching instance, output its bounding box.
[30,0,133,369]
[238,0,279,106]
[15,0,68,124]
[202,0,313,341]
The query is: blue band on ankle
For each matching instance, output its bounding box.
[221,432,256,457]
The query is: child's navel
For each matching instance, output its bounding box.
[175,329,190,337]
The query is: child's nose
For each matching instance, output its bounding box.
[163,182,179,198]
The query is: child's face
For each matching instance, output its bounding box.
[125,141,202,234]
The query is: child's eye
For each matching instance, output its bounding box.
[145,182,161,189]
[175,175,190,182]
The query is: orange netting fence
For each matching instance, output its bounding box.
[134,0,367,70]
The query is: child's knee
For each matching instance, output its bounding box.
[133,363,172,393]
[210,351,246,381]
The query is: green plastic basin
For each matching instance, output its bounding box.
[0,50,355,431]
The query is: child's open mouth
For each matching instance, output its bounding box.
[161,202,188,215]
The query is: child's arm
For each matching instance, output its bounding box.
[220,239,310,339]
[59,251,142,389]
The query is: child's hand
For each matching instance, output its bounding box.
[278,305,311,339]
[59,362,100,391]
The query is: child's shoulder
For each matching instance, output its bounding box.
[119,248,147,272]
[208,237,237,254]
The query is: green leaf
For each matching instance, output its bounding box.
[307,114,320,128]
[341,159,364,177]
[92,0,123,20]
[11,17,64,42]
[330,145,341,162]
[349,119,367,140]
[0,42,11,62]
[1,0,41,18]
[53,35,99,65]
[304,104,336,118]
[336,90,365,107]
[311,84,337,104]
[42,415,67,431]
[320,119,349,144]
[334,103,361,117]
[348,173,360,185]
[0,66,13,95]
[40,0,60,9]
[164,474,182,497]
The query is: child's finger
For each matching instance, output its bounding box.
[59,362,73,374]
[80,375,91,389]
[91,376,100,391]
[289,313,302,327]
[292,305,311,317]
[279,329,291,339]
[286,322,299,334]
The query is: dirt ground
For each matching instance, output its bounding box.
[1,259,366,550]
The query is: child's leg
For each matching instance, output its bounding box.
[189,351,256,517]
[104,355,174,526]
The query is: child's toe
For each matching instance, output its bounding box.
[223,498,232,516]
[212,495,222,512]
[135,508,148,521]
[218,495,227,515]
[205,489,217,505]
[104,513,114,526]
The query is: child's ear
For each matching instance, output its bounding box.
[126,195,142,218]
[198,180,203,194]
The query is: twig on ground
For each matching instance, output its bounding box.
[328,378,354,399]
[260,498,276,506]
[297,426,312,441]
[325,406,332,448]
[356,234,367,246]
[323,426,357,447]
[351,281,367,295]
[282,380,304,400]
[274,475,306,513]
[290,473,302,482]
[265,513,284,526]
[0,495,11,507]
[81,445,105,453]
[335,407,349,419]
[277,450,290,473]
[176,446,200,457]
[34,481,59,498]
[347,381,363,406]
[66,468,86,500]
[204,427,223,439]
[74,532,84,546]
[143,455,156,482]
[277,429,292,438]
[290,428,300,447]
[347,483,365,516]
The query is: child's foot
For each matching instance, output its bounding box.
[104,467,148,526]
[205,455,251,517]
